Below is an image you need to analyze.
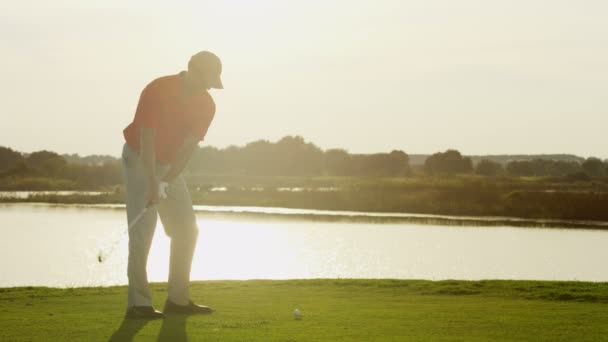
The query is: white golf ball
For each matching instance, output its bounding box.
[294,308,302,319]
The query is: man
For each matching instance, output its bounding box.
[121,51,223,319]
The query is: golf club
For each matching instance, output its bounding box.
[97,181,169,263]
[97,206,151,263]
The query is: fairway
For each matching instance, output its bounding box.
[2,279,608,341]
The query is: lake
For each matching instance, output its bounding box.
[1,203,607,287]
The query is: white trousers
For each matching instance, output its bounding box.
[121,143,199,307]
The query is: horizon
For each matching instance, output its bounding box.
[2,1,607,159]
[1,136,598,163]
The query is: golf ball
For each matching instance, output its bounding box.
[294,309,301,319]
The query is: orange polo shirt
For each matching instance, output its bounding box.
[123,72,216,164]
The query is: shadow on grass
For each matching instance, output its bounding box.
[107,318,150,342]
[107,315,189,342]
[157,315,188,342]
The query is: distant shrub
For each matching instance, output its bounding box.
[424,150,473,175]
[475,159,504,177]
[582,157,606,178]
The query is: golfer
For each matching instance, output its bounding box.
[121,51,222,319]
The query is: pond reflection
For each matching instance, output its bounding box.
[1,203,608,287]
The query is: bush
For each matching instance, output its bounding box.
[475,159,504,177]
[425,150,473,175]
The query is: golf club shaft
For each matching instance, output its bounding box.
[98,205,154,262]
[128,206,151,231]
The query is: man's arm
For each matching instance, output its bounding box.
[161,133,199,183]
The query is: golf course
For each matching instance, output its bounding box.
[3,0,608,341]
[2,279,608,341]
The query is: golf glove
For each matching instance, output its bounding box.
[158,181,169,200]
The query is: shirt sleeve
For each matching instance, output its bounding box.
[133,83,162,129]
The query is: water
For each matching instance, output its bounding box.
[0,191,104,199]
[1,203,607,287]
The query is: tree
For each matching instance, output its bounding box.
[424,150,472,175]
[241,139,275,175]
[528,159,580,177]
[475,159,504,176]
[324,149,352,176]
[505,159,583,177]
[582,157,606,178]
[26,150,67,177]
[273,136,324,176]
[387,150,411,176]
[506,160,535,177]
[0,146,24,172]
[356,150,411,177]
[544,160,581,176]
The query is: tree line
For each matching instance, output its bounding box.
[1,136,607,190]
[187,136,411,177]
[0,148,122,189]
[423,149,608,179]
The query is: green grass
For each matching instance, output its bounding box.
[2,279,608,341]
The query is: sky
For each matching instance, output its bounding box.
[1,0,607,158]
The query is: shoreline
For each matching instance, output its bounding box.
[2,175,608,223]
[2,278,608,292]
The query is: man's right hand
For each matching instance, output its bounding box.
[145,179,160,207]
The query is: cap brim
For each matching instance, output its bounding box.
[209,76,223,89]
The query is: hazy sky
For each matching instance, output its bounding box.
[1,0,607,158]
